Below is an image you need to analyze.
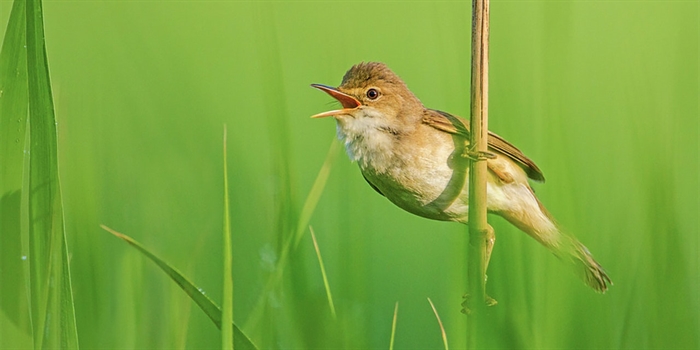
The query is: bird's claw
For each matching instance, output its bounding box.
[461,293,498,315]
[461,145,496,161]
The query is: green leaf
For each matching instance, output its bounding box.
[389,302,398,350]
[0,0,30,345]
[23,0,79,347]
[309,226,335,319]
[101,225,258,350]
[222,126,234,349]
[293,138,340,249]
[427,298,448,350]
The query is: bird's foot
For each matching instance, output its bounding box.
[461,145,496,161]
[461,293,498,315]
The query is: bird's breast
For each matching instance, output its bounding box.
[357,126,471,222]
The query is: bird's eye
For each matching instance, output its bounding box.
[366,88,380,100]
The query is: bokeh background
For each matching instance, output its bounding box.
[1,0,697,349]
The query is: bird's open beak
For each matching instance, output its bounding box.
[310,84,361,118]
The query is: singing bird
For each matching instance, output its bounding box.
[311,62,610,292]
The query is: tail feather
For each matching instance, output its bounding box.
[560,238,612,293]
[500,184,612,292]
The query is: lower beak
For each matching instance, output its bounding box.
[310,84,361,118]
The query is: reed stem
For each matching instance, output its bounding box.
[467,0,490,346]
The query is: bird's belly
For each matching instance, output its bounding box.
[361,142,472,222]
[360,144,528,224]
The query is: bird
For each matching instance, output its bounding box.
[310,62,611,293]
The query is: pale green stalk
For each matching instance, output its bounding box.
[222,126,234,349]
[428,298,449,350]
[309,226,336,319]
[389,302,399,350]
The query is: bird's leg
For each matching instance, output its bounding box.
[482,225,497,306]
[462,224,498,314]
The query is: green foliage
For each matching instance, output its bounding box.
[0,0,30,347]
[221,127,234,349]
[1,1,698,349]
[101,225,257,350]
[309,226,336,319]
[25,0,79,346]
[428,298,449,350]
[389,302,398,350]
[1,0,78,347]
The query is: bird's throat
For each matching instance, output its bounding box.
[335,118,398,174]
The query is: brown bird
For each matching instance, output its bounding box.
[311,62,611,292]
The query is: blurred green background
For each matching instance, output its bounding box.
[1,0,697,349]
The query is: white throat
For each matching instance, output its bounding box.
[335,116,396,174]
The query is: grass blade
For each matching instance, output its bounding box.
[293,138,340,248]
[25,0,79,347]
[389,302,399,350]
[101,225,258,350]
[0,0,30,345]
[245,138,340,329]
[427,298,449,350]
[222,126,234,349]
[309,226,336,319]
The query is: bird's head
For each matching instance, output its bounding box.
[311,62,423,134]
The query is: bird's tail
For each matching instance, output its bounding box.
[555,235,612,293]
[500,186,611,292]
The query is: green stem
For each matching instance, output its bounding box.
[467,0,490,347]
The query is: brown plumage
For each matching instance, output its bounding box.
[422,108,545,182]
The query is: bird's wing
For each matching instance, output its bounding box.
[422,109,545,182]
[362,172,385,196]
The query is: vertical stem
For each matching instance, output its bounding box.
[222,126,234,349]
[467,0,490,346]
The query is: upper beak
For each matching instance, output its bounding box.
[310,84,361,118]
